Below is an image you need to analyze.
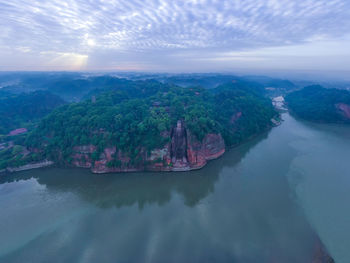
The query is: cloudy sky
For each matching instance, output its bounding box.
[1,0,350,73]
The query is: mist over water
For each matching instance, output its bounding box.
[1,113,350,263]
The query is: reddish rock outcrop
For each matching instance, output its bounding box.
[71,145,96,168]
[70,120,226,173]
[312,238,334,263]
[187,131,225,170]
[230,111,242,124]
[92,147,141,173]
[8,128,28,136]
[336,103,350,119]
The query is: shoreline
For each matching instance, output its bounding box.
[1,132,270,175]
[1,160,54,174]
[1,121,279,175]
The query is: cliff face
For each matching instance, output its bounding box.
[72,145,96,168]
[171,120,188,169]
[168,120,225,171]
[186,130,225,169]
[70,120,225,173]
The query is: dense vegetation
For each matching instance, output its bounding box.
[0,90,65,169]
[285,85,350,123]
[0,75,277,170]
[0,90,65,135]
[0,141,44,169]
[162,74,260,90]
[0,73,174,102]
[0,72,298,101]
[24,82,277,166]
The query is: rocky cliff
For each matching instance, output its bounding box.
[70,120,225,173]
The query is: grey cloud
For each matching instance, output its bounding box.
[0,0,350,71]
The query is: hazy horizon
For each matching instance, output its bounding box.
[1,0,350,75]
[1,69,350,83]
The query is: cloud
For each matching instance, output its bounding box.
[0,0,350,71]
[40,51,88,70]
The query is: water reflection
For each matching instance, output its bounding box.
[1,120,330,263]
[0,133,267,210]
[283,115,350,263]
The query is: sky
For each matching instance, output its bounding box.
[1,0,350,73]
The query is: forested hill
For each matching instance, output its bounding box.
[285,85,350,123]
[0,90,65,134]
[22,82,277,172]
[0,72,298,102]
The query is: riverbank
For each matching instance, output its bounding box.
[2,119,279,175]
[2,113,349,262]
[1,160,53,174]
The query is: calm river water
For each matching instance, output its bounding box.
[1,113,350,263]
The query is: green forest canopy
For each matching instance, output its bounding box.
[285,85,350,123]
[25,82,277,165]
[0,90,65,135]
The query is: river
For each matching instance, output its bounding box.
[0,113,350,263]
